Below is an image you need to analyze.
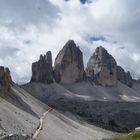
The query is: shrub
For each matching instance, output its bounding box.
[103,130,140,140]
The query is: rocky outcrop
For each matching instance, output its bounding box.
[86,46,117,86]
[86,46,133,87]
[30,42,133,87]
[125,72,133,87]
[117,66,133,87]
[0,66,12,91]
[54,40,84,83]
[31,51,53,84]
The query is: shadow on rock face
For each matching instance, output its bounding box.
[0,89,38,118]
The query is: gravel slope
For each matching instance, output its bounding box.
[0,84,114,140]
[22,82,140,132]
[0,85,49,137]
[35,110,113,140]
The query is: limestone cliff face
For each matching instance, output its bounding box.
[86,46,117,86]
[31,51,53,84]
[54,40,84,83]
[30,41,133,87]
[0,66,12,91]
[86,46,134,87]
[117,66,133,87]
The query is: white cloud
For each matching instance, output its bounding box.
[0,0,140,83]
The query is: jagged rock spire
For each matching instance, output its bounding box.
[54,40,84,83]
[0,66,12,91]
[117,66,133,87]
[31,51,53,84]
[86,46,117,86]
[30,41,133,87]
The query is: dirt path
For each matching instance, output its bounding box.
[32,108,53,140]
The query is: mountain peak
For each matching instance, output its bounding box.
[66,40,75,45]
[54,40,84,83]
[86,46,117,86]
[31,51,53,84]
[30,40,133,87]
[86,46,133,87]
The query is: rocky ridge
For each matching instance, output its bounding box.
[31,40,84,84]
[31,51,53,84]
[117,66,133,87]
[30,40,133,87]
[0,66,12,91]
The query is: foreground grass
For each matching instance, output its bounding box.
[103,131,140,140]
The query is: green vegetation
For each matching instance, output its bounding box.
[103,131,140,140]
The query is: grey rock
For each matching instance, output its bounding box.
[126,72,133,87]
[0,134,31,140]
[117,66,133,87]
[0,66,12,91]
[31,51,53,84]
[0,66,5,87]
[54,40,84,83]
[116,66,126,84]
[86,46,117,86]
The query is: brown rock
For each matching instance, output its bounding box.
[86,46,117,86]
[54,40,84,83]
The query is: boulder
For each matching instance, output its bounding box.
[31,51,53,84]
[86,46,117,86]
[117,66,133,87]
[54,40,84,83]
[0,66,12,91]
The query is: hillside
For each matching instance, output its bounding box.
[0,85,48,138]
[0,84,114,140]
[22,81,140,133]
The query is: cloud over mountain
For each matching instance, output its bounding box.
[0,0,140,83]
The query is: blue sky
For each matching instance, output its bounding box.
[65,0,90,4]
[89,35,106,42]
[0,0,140,83]
[80,0,87,4]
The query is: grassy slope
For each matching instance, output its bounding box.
[103,131,140,140]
